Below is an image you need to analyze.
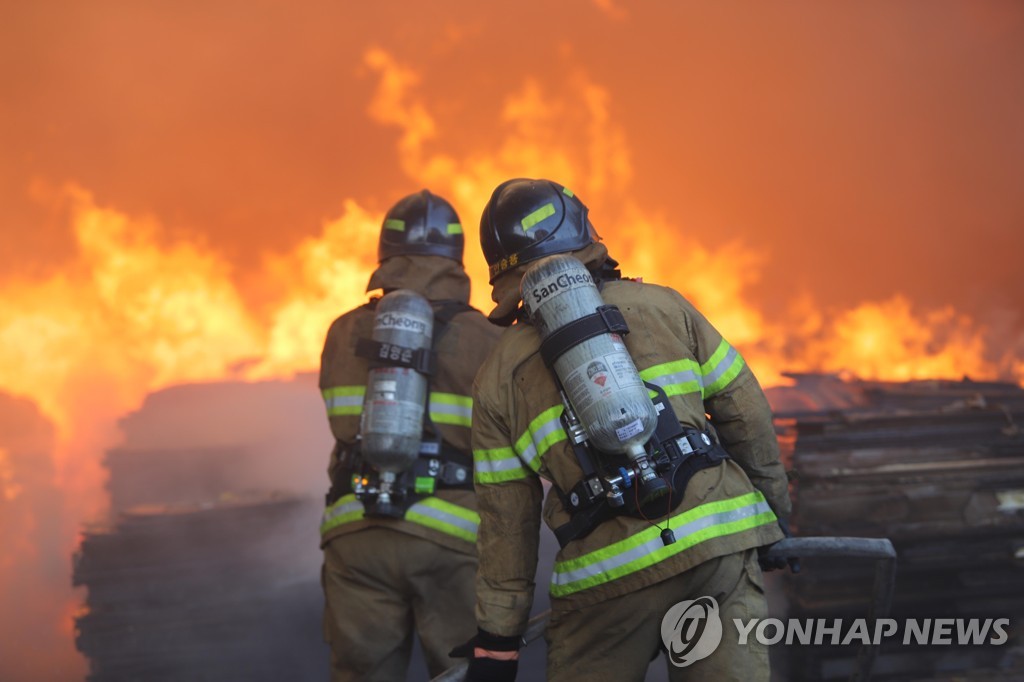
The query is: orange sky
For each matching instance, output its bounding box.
[3,1,1022,318]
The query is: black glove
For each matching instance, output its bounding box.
[757,518,801,574]
[450,628,521,682]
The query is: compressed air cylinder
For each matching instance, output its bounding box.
[521,255,658,458]
[360,289,433,474]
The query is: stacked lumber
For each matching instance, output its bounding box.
[73,493,325,682]
[776,376,1024,681]
[73,376,332,680]
[104,446,249,513]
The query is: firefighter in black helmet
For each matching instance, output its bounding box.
[479,179,608,326]
[451,179,793,681]
[378,189,466,262]
[319,189,502,681]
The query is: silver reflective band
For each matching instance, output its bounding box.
[474,457,527,475]
[429,401,473,420]
[648,367,699,390]
[325,394,363,410]
[518,415,565,469]
[702,346,740,388]
[322,497,364,526]
[407,501,479,536]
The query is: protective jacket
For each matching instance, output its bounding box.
[320,255,502,555]
[471,249,790,636]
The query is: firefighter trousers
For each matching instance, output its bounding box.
[322,526,477,681]
[545,548,769,682]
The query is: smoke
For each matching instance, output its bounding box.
[112,375,332,507]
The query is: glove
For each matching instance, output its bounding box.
[450,628,521,682]
[757,518,801,574]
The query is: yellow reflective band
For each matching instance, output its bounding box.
[551,492,776,597]
[514,405,567,471]
[476,466,532,484]
[446,222,463,235]
[639,359,703,399]
[322,386,366,417]
[429,392,473,427]
[384,219,405,231]
[320,494,365,535]
[405,497,480,543]
[704,354,745,398]
[701,339,732,376]
[700,339,746,398]
[322,386,365,398]
[521,203,556,231]
[562,187,574,197]
[474,446,532,484]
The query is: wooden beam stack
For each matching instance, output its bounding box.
[776,376,1024,681]
[73,493,326,682]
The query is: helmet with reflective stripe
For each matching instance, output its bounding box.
[379,189,464,263]
[480,178,598,283]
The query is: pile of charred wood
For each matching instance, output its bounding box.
[774,375,1024,680]
[72,492,324,681]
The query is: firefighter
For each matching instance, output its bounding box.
[319,189,502,681]
[451,179,793,681]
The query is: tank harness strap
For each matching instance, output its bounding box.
[326,440,474,508]
[539,304,629,368]
[408,440,473,492]
[354,337,436,375]
[550,427,729,549]
[554,498,612,548]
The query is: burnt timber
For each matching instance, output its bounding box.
[769,374,1024,681]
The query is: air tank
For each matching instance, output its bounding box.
[360,290,433,485]
[521,254,658,460]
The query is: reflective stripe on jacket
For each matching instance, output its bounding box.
[550,491,774,597]
[321,386,473,428]
[321,493,481,544]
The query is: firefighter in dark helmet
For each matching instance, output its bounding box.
[319,189,502,681]
[450,179,794,681]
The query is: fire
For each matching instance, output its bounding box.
[253,200,381,378]
[0,43,1021,680]
[797,296,1000,382]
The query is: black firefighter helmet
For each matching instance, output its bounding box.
[378,189,464,263]
[479,178,598,282]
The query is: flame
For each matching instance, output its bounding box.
[253,200,381,378]
[795,296,1001,382]
[0,44,1021,679]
